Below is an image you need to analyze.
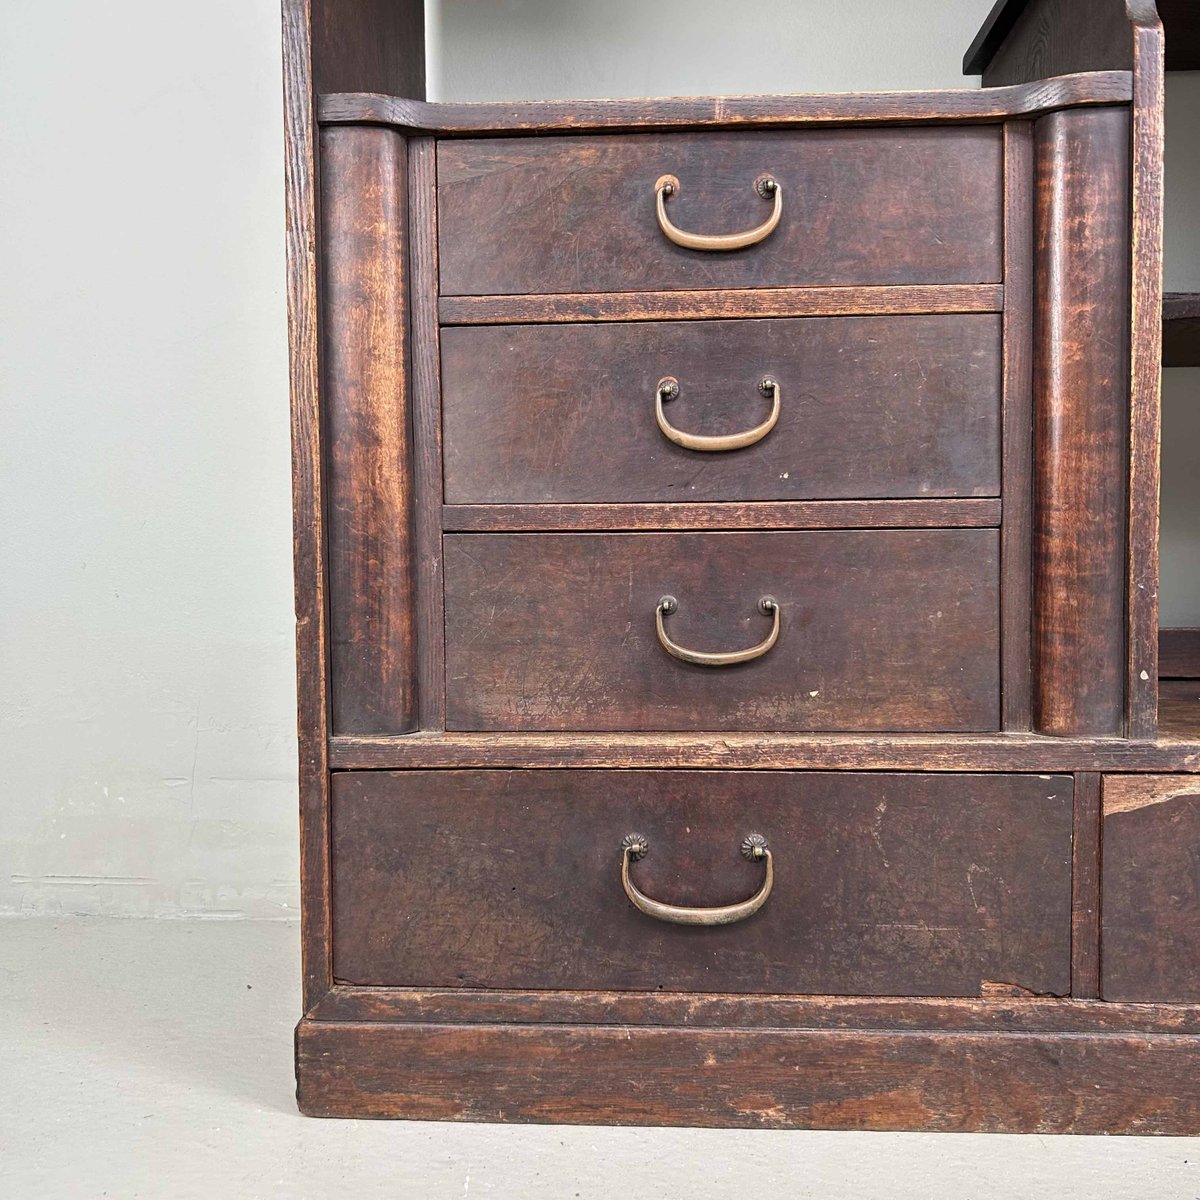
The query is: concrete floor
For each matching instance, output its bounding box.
[2,920,1199,1199]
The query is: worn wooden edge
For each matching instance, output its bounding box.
[442,500,1002,533]
[438,285,1004,326]
[1001,121,1035,731]
[1071,773,1102,997]
[307,986,1200,1035]
[1160,628,1200,678]
[408,137,447,729]
[282,0,333,1010]
[1102,771,1200,816]
[1126,9,1165,737]
[326,730,1200,772]
[316,71,1132,133]
[295,1018,1200,1130]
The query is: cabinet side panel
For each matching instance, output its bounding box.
[1031,106,1130,736]
[321,126,418,733]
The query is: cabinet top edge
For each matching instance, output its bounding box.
[316,71,1131,136]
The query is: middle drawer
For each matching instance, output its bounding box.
[441,314,1002,504]
[444,529,999,732]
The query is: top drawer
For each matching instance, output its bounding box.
[436,127,1003,297]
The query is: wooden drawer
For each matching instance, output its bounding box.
[1102,776,1200,1002]
[331,770,1073,996]
[444,530,999,732]
[436,128,1003,296]
[442,314,1002,504]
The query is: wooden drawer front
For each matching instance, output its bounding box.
[444,530,999,732]
[331,770,1073,996]
[437,128,1003,296]
[1102,777,1200,1002]
[442,314,1002,504]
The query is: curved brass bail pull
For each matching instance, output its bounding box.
[656,376,781,452]
[655,595,780,667]
[620,833,773,926]
[654,173,782,251]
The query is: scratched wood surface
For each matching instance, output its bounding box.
[441,314,1002,504]
[331,770,1072,996]
[1102,775,1200,1002]
[437,128,1003,296]
[443,529,1000,732]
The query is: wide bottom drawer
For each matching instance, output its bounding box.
[331,770,1073,997]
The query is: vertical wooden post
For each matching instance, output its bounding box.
[321,126,418,734]
[1031,106,1131,736]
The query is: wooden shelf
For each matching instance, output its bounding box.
[1164,293,1200,368]
[966,0,1198,73]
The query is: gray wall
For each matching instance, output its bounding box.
[0,0,1196,919]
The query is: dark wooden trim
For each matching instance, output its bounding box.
[282,0,333,1011]
[442,500,1002,533]
[964,0,1034,74]
[321,126,418,733]
[438,285,1004,326]
[1071,772,1102,997]
[1126,9,1165,736]
[1031,107,1130,736]
[327,731,1200,773]
[408,137,446,730]
[1163,294,1200,367]
[317,71,1132,132]
[1160,629,1200,679]
[310,986,1200,1034]
[309,0,425,96]
[296,1018,1200,1130]
[1001,122,1035,731]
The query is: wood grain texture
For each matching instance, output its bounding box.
[317,71,1134,131]
[1103,775,1200,1001]
[1126,5,1164,736]
[443,530,1000,733]
[1163,294,1200,367]
[442,500,1003,533]
[296,1019,1200,1131]
[407,137,446,730]
[321,126,417,734]
[309,0,424,96]
[967,0,1192,75]
[282,0,333,1009]
[438,285,1004,326]
[1071,772,1102,997]
[1001,122,1035,731]
[310,986,1200,1035]
[441,315,1001,504]
[1160,629,1200,679]
[437,129,1003,296]
[327,728,1200,773]
[331,770,1072,996]
[975,0,1136,84]
[1031,106,1130,736]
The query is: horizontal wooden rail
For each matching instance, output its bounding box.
[1164,293,1200,367]
[319,71,1132,133]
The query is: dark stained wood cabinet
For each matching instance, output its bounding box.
[284,0,1200,1132]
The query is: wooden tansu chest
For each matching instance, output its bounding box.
[283,0,1200,1131]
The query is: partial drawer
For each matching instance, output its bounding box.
[1102,776,1200,1002]
[436,128,1003,296]
[444,530,999,732]
[442,314,1002,503]
[331,770,1074,996]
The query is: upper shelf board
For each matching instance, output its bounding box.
[966,0,1196,73]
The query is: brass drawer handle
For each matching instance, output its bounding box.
[654,173,782,251]
[620,833,773,926]
[656,375,781,452]
[656,595,779,667]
